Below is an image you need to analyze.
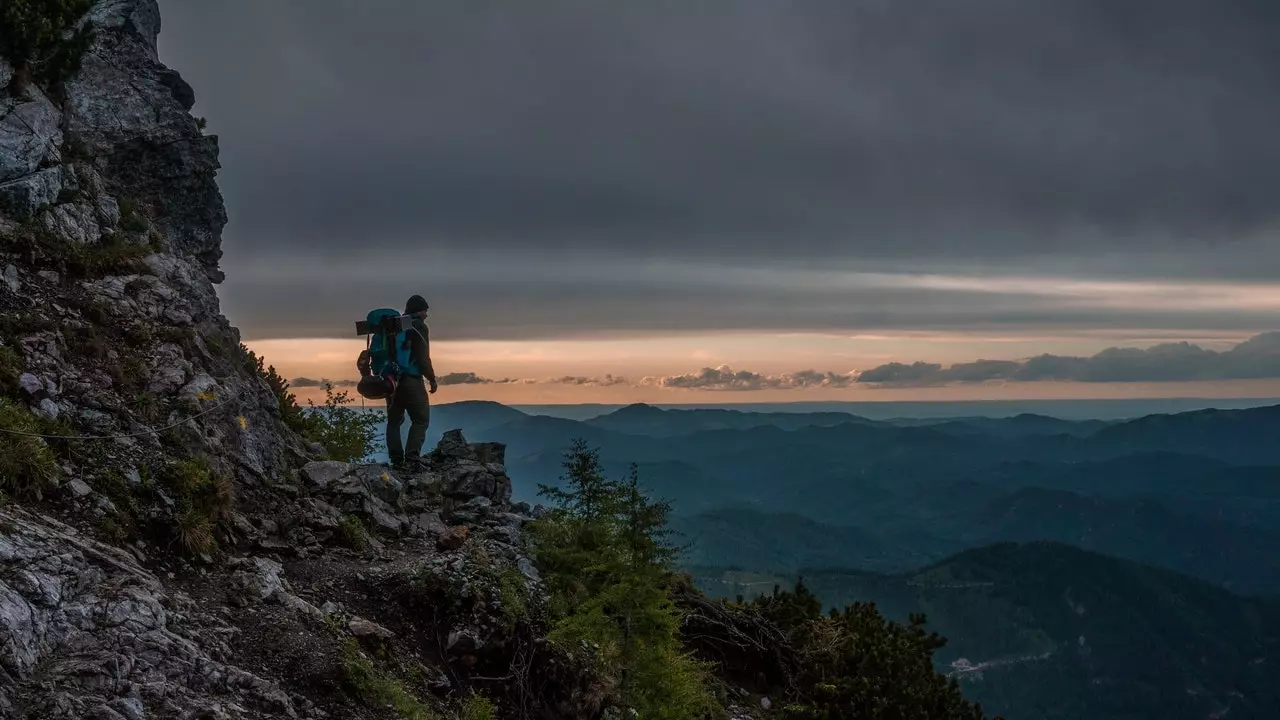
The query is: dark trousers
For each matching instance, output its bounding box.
[386,375,429,464]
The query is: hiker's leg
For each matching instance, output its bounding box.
[385,391,406,465]
[404,378,430,461]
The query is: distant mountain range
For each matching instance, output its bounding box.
[403,399,1280,718]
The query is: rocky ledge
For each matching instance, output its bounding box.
[0,429,548,719]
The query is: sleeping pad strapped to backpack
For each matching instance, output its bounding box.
[356,307,422,400]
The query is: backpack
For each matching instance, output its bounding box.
[355,307,422,400]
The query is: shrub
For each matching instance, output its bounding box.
[0,345,22,398]
[159,455,234,555]
[0,398,59,499]
[0,0,94,95]
[528,440,717,719]
[341,639,440,720]
[304,383,381,462]
[338,513,372,550]
[459,692,496,720]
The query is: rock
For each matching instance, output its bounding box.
[2,264,19,294]
[437,525,471,551]
[352,464,404,505]
[761,696,773,710]
[446,627,484,655]
[301,460,351,488]
[434,429,477,461]
[18,373,43,399]
[348,617,394,639]
[146,344,189,394]
[0,166,61,218]
[408,512,448,538]
[462,496,493,511]
[363,499,404,536]
[299,497,343,529]
[66,479,93,498]
[0,506,298,717]
[517,557,542,584]
[35,398,59,420]
[229,557,287,604]
[0,86,61,184]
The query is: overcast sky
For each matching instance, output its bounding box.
[155,0,1280,399]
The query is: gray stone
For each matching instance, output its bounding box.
[108,697,145,720]
[300,497,343,529]
[408,512,448,538]
[18,373,42,398]
[146,345,189,395]
[363,497,404,536]
[44,203,101,245]
[35,398,59,420]
[229,557,287,604]
[2,264,18,295]
[301,460,351,488]
[446,627,484,655]
[0,505,298,718]
[761,696,773,710]
[517,557,541,584]
[352,464,404,505]
[348,617,394,639]
[67,479,93,498]
[0,86,61,184]
[0,167,62,217]
[462,496,493,511]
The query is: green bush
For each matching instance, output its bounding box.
[0,398,59,499]
[305,383,381,462]
[159,455,234,555]
[0,345,22,398]
[338,513,372,550]
[459,692,496,720]
[341,639,440,720]
[529,440,717,719]
[0,0,94,94]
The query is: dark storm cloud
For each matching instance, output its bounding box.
[155,0,1280,340]
[857,332,1280,386]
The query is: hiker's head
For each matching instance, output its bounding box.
[405,294,429,318]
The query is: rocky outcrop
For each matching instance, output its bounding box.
[1,0,304,492]
[0,506,304,719]
[0,426,537,719]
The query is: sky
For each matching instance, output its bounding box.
[155,0,1280,404]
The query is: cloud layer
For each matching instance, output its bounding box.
[645,366,857,392]
[292,333,1280,392]
[857,332,1280,386]
[155,0,1280,342]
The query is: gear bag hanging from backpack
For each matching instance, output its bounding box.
[355,307,422,400]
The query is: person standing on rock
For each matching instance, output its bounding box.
[387,295,438,469]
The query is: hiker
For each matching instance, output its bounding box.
[386,294,438,468]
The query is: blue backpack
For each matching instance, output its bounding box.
[356,307,422,399]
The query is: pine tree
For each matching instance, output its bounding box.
[529,442,715,719]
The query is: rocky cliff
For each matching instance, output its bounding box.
[0,2,545,718]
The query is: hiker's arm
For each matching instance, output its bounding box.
[416,326,437,387]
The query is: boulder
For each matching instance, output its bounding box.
[437,526,471,551]
[301,460,351,488]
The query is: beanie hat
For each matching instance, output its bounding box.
[405,295,429,314]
